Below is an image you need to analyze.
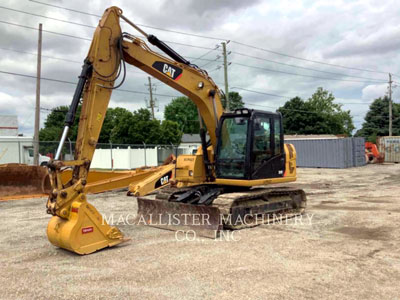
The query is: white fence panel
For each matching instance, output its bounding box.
[91,147,159,169]
[112,148,131,169]
[91,149,112,169]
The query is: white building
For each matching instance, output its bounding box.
[0,115,18,136]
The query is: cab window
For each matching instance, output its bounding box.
[217,116,248,178]
[274,118,282,155]
[218,117,248,160]
[252,116,272,169]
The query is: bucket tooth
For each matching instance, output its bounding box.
[47,200,124,255]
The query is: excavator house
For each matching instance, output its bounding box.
[46,6,306,254]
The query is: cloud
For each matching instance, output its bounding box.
[128,0,262,31]
[362,84,388,101]
[324,25,400,58]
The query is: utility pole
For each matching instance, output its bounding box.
[222,41,229,111]
[145,76,157,119]
[33,23,42,165]
[389,73,393,136]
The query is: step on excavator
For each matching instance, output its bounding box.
[46,6,307,254]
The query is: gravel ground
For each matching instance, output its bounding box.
[0,164,400,299]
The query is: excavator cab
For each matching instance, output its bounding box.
[216,109,285,180]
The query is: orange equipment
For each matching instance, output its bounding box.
[365,142,385,164]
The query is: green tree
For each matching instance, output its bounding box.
[127,108,162,144]
[125,108,182,145]
[39,106,76,141]
[277,97,309,134]
[221,91,245,110]
[277,87,355,136]
[40,105,182,150]
[39,106,80,155]
[159,120,182,145]
[100,107,133,143]
[39,106,132,144]
[164,96,199,134]
[355,96,400,142]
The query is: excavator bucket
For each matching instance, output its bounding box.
[0,164,50,200]
[46,161,176,254]
[47,194,125,255]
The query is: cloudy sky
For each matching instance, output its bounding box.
[0,0,399,136]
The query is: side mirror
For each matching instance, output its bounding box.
[234,117,246,125]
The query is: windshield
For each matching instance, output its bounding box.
[216,116,248,178]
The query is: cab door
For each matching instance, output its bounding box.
[250,113,285,179]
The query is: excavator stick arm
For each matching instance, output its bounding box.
[46,7,125,254]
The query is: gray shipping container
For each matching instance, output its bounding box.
[352,137,367,167]
[285,137,366,168]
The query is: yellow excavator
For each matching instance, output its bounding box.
[46,6,306,254]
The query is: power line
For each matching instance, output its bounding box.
[0,69,80,85]
[231,50,387,82]
[0,20,91,41]
[29,0,100,17]
[0,47,81,63]
[200,55,221,68]
[0,47,156,77]
[208,66,222,73]
[0,47,215,79]
[0,19,216,50]
[40,107,67,113]
[0,66,378,109]
[0,69,181,98]
[1,69,365,117]
[0,46,215,62]
[231,62,387,84]
[232,86,376,105]
[242,101,330,115]
[243,101,370,116]
[0,6,96,28]
[186,56,216,62]
[232,87,289,99]
[28,0,226,41]
[191,45,220,62]
[231,40,394,75]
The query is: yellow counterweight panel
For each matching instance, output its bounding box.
[175,154,205,184]
[284,143,297,179]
